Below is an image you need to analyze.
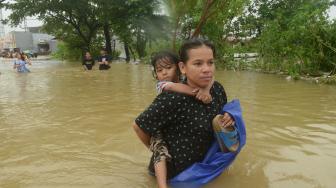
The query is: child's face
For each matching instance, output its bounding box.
[155,60,179,82]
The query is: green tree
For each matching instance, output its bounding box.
[257,0,335,74]
[163,0,247,51]
[229,0,336,75]
[5,0,169,61]
[94,0,168,61]
[162,0,194,50]
[5,0,102,53]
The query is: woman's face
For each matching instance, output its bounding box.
[179,45,215,88]
[85,52,91,58]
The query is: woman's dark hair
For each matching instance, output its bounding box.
[179,38,216,63]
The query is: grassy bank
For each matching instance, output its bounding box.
[216,59,336,85]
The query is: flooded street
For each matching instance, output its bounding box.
[1,59,335,188]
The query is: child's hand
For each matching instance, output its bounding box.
[196,89,212,104]
[192,88,199,94]
[195,77,214,104]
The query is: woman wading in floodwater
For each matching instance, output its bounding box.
[133,38,235,188]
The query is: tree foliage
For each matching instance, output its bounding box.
[162,0,247,50]
[3,0,336,75]
[228,0,336,75]
[4,0,168,60]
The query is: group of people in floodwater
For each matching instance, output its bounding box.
[10,48,112,73]
[82,49,112,70]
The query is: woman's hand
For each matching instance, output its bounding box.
[219,113,235,128]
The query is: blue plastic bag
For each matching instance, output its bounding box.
[169,99,246,188]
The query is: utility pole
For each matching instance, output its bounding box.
[23,17,28,32]
[0,9,5,37]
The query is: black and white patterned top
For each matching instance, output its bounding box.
[135,81,227,178]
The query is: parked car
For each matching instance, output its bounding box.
[0,48,9,57]
[0,48,15,58]
[13,48,21,53]
[23,50,38,58]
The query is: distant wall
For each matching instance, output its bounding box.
[12,32,33,51]
[0,31,57,53]
[49,39,58,52]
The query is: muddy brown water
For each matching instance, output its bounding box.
[1,60,335,188]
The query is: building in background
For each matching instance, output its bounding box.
[2,31,33,50]
[0,26,57,56]
[29,27,56,54]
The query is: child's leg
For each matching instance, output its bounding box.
[150,133,171,188]
[154,160,168,188]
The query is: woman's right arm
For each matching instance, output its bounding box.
[133,122,150,148]
[134,93,176,147]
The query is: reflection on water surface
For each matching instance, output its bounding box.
[1,60,335,187]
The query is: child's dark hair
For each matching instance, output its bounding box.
[179,38,216,63]
[20,52,25,61]
[150,50,180,78]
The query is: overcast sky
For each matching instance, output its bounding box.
[2,8,42,33]
[1,5,336,34]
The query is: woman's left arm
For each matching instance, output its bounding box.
[215,81,235,127]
